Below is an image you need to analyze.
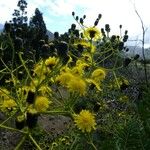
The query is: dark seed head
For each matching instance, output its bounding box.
[26,91,35,104]
[72,12,75,16]
[123,58,131,67]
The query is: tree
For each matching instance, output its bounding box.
[29,8,48,59]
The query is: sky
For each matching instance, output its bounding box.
[0,0,150,46]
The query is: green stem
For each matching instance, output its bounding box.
[0,124,27,134]
[14,135,27,150]
[42,111,72,118]
[113,71,120,89]
[28,134,42,150]
[18,52,35,87]
[0,111,17,125]
[87,133,97,150]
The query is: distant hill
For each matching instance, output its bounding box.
[46,30,54,40]
[124,46,150,59]
[0,23,3,29]
[0,24,3,32]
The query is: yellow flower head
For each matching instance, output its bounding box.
[45,56,58,68]
[56,72,73,86]
[91,68,106,82]
[72,66,84,76]
[82,52,92,63]
[67,77,86,95]
[76,60,89,71]
[1,99,17,111]
[74,39,96,53]
[84,27,102,41]
[33,61,47,76]
[38,85,52,96]
[74,110,96,132]
[86,79,102,91]
[0,88,10,101]
[34,96,51,112]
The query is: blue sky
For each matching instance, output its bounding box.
[0,0,150,46]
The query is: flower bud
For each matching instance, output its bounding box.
[54,32,59,39]
[26,91,35,104]
[83,15,86,19]
[134,54,140,60]
[71,24,76,30]
[80,18,83,25]
[123,35,128,42]
[105,24,110,32]
[123,58,131,67]
[75,16,79,21]
[72,12,75,16]
[98,14,102,19]
[15,115,25,130]
[125,30,128,35]
[26,109,38,128]
[94,19,99,26]
[56,41,68,57]
[118,42,124,51]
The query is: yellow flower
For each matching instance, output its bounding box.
[91,68,106,82]
[72,66,84,76]
[0,88,10,101]
[74,110,96,132]
[86,79,102,91]
[38,85,52,96]
[67,77,86,95]
[33,61,47,76]
[76,60,89,71]
[34,96,51,112]
[45,56,58,68]
[1,99,17,111]
[56,72,73,86]
[84,27,102,41]
[74,39,96,53]
[82,52,92,63]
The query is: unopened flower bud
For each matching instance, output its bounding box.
[94,19,99,26]
[26,110,38,128]
[26,91,35,104]
[105,24,110,32]
[123,58,131,67]
[98,14,102,19]
[71,24,76,30]
[15,115,25,130]
[83,15,86,19]
[54,32,59,39]
[76,16,79,21]
[134,54,140,60]
[80,18,83,24]
[125,30,128,35]
[72,11,75,16]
